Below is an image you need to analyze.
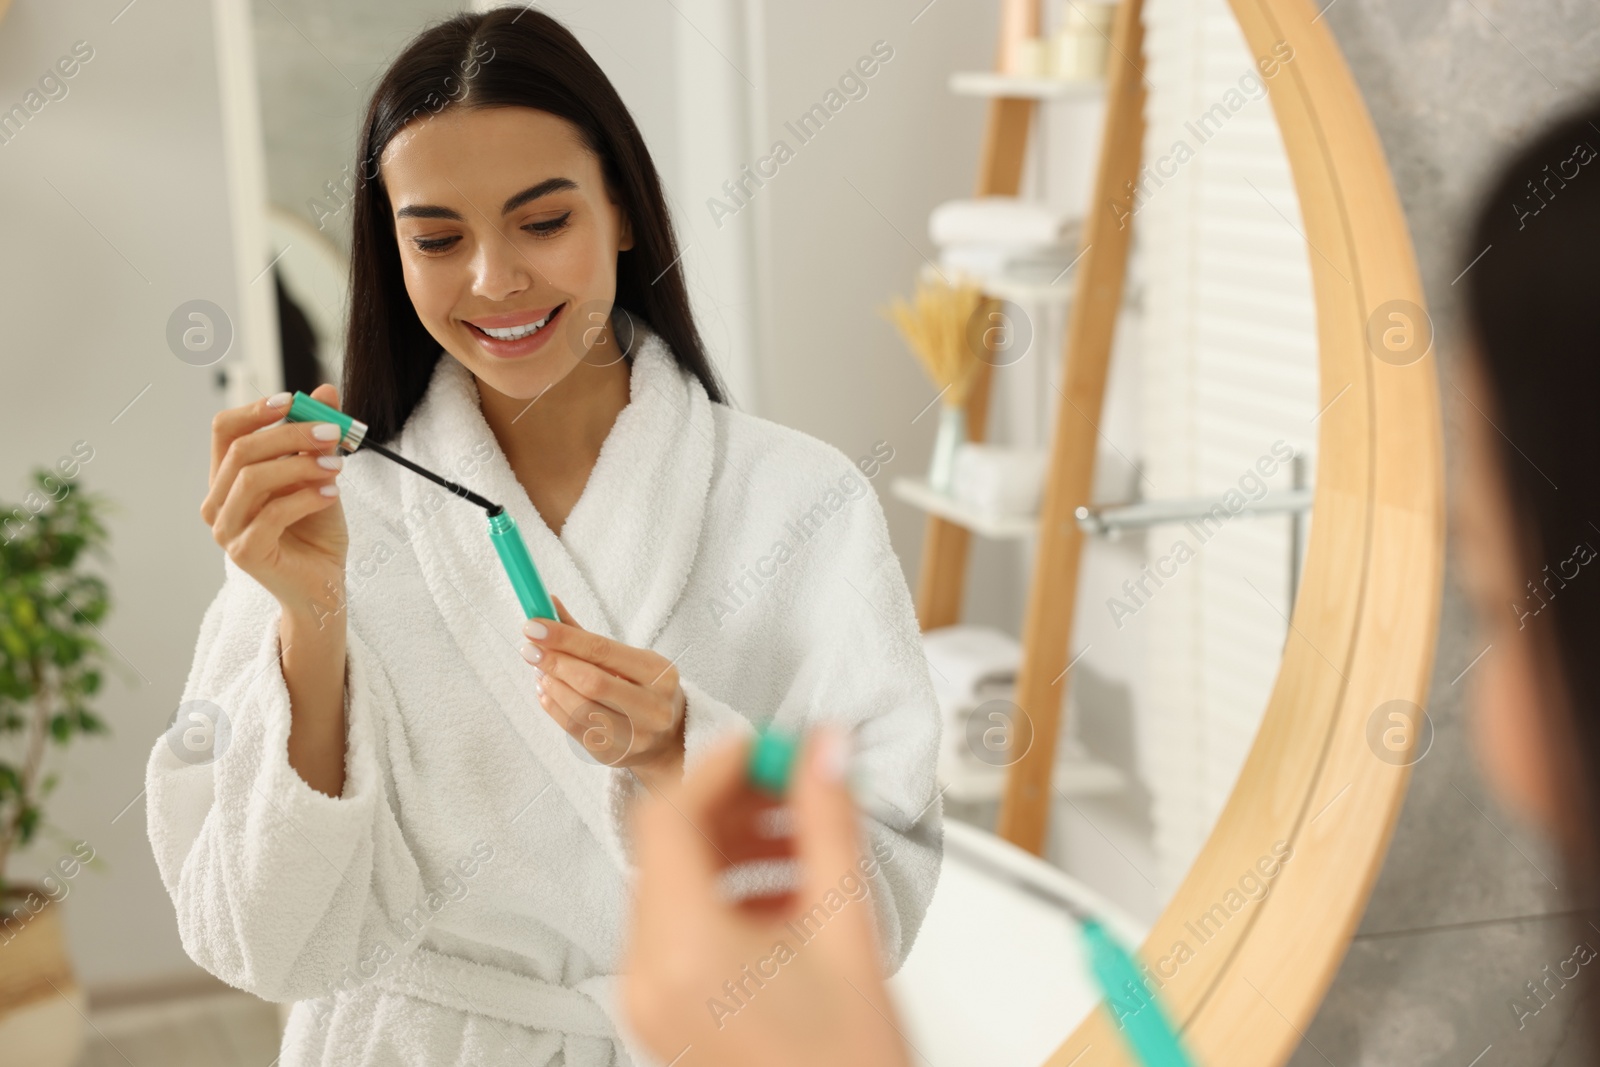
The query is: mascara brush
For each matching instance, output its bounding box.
[283,391,557,621]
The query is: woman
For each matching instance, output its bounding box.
[144,8,942,1066]
[619,94,1600,1065]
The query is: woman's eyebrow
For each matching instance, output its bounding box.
[395,177,579,221]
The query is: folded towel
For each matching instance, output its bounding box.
[952,443,1050,518]
[922,626,1025,793]
[921,624,1023,709]
[929,196,1079,248]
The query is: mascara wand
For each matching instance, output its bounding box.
[366,440,498,512]
[283,391,558,621]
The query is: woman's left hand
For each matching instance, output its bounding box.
[521,595,687,788]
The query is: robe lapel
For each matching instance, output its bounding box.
[393,323,714,874]
[555,322,715,652]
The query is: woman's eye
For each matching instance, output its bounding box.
[409,212,570,254]
[524,212,572,237]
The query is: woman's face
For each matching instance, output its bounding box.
[378,105,634,403]
[1453,354,1563,830]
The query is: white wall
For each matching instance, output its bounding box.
[732,0,1003,608]
[0,0,268,989]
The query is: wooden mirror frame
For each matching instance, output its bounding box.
[994,0,1446,1063]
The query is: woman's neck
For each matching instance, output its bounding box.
[475,323,633,535]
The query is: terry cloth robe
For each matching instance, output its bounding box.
[144,320,945,1067]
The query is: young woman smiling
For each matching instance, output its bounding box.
[145,8,944,1066]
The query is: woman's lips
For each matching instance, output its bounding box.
[466,302,566,360]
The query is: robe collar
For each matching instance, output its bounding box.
[393,321,715,872]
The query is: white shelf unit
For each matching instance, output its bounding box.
[915,53,1125,812]
[985,276,1077,305]
[925,259,1080,307]
[937,71,1102,306]
[890,476,1039,541]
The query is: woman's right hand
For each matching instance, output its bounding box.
[621,727,913,1067]
[201,385,349,624]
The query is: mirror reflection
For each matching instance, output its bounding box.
[8,0,1553,1064]
[883,4,1317,1061]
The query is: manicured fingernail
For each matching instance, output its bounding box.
[317,455,343,471]
[266,392,292,409]
[312,423,342,441]
[520,642,543,665]
[813,723,850,782]
[531,664,544,681]
[319,484,339,498]
[523,619,548,639]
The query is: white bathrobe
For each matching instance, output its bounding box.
[145,322,944,1067]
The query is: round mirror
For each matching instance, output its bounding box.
[221,2,1440,1064]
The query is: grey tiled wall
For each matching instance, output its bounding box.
[1292,2,1600,1064]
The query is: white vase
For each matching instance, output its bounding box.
[928,405,966,495]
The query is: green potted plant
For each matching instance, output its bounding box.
[0,468,111,1066]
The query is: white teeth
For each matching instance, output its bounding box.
[478,310,555,341]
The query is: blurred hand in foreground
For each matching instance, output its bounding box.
[620,726,913,1067]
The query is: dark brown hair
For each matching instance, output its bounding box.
[1462,90,1600,1024]
[341,5,728,443]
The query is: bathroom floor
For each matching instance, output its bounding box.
[76,991,283,1067]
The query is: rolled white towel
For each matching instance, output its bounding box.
[930,196,1078,248]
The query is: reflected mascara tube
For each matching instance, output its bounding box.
[486,507,557,621]
[283,391,558,622]
[743,725,1196,1067]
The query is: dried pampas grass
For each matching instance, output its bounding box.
[880,276,989,409]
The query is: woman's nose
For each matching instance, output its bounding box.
[470,230,542,302]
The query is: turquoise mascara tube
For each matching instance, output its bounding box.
[745,725,1198,1067]
[485,507,557,621]
[283,391,558,622]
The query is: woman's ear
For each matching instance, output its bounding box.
[618,211,635,253]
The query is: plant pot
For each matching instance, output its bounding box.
[928,404,967,495]
[0,886,87,1067]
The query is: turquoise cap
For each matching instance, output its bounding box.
[285,392,367,453]
[747,725,801,796]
